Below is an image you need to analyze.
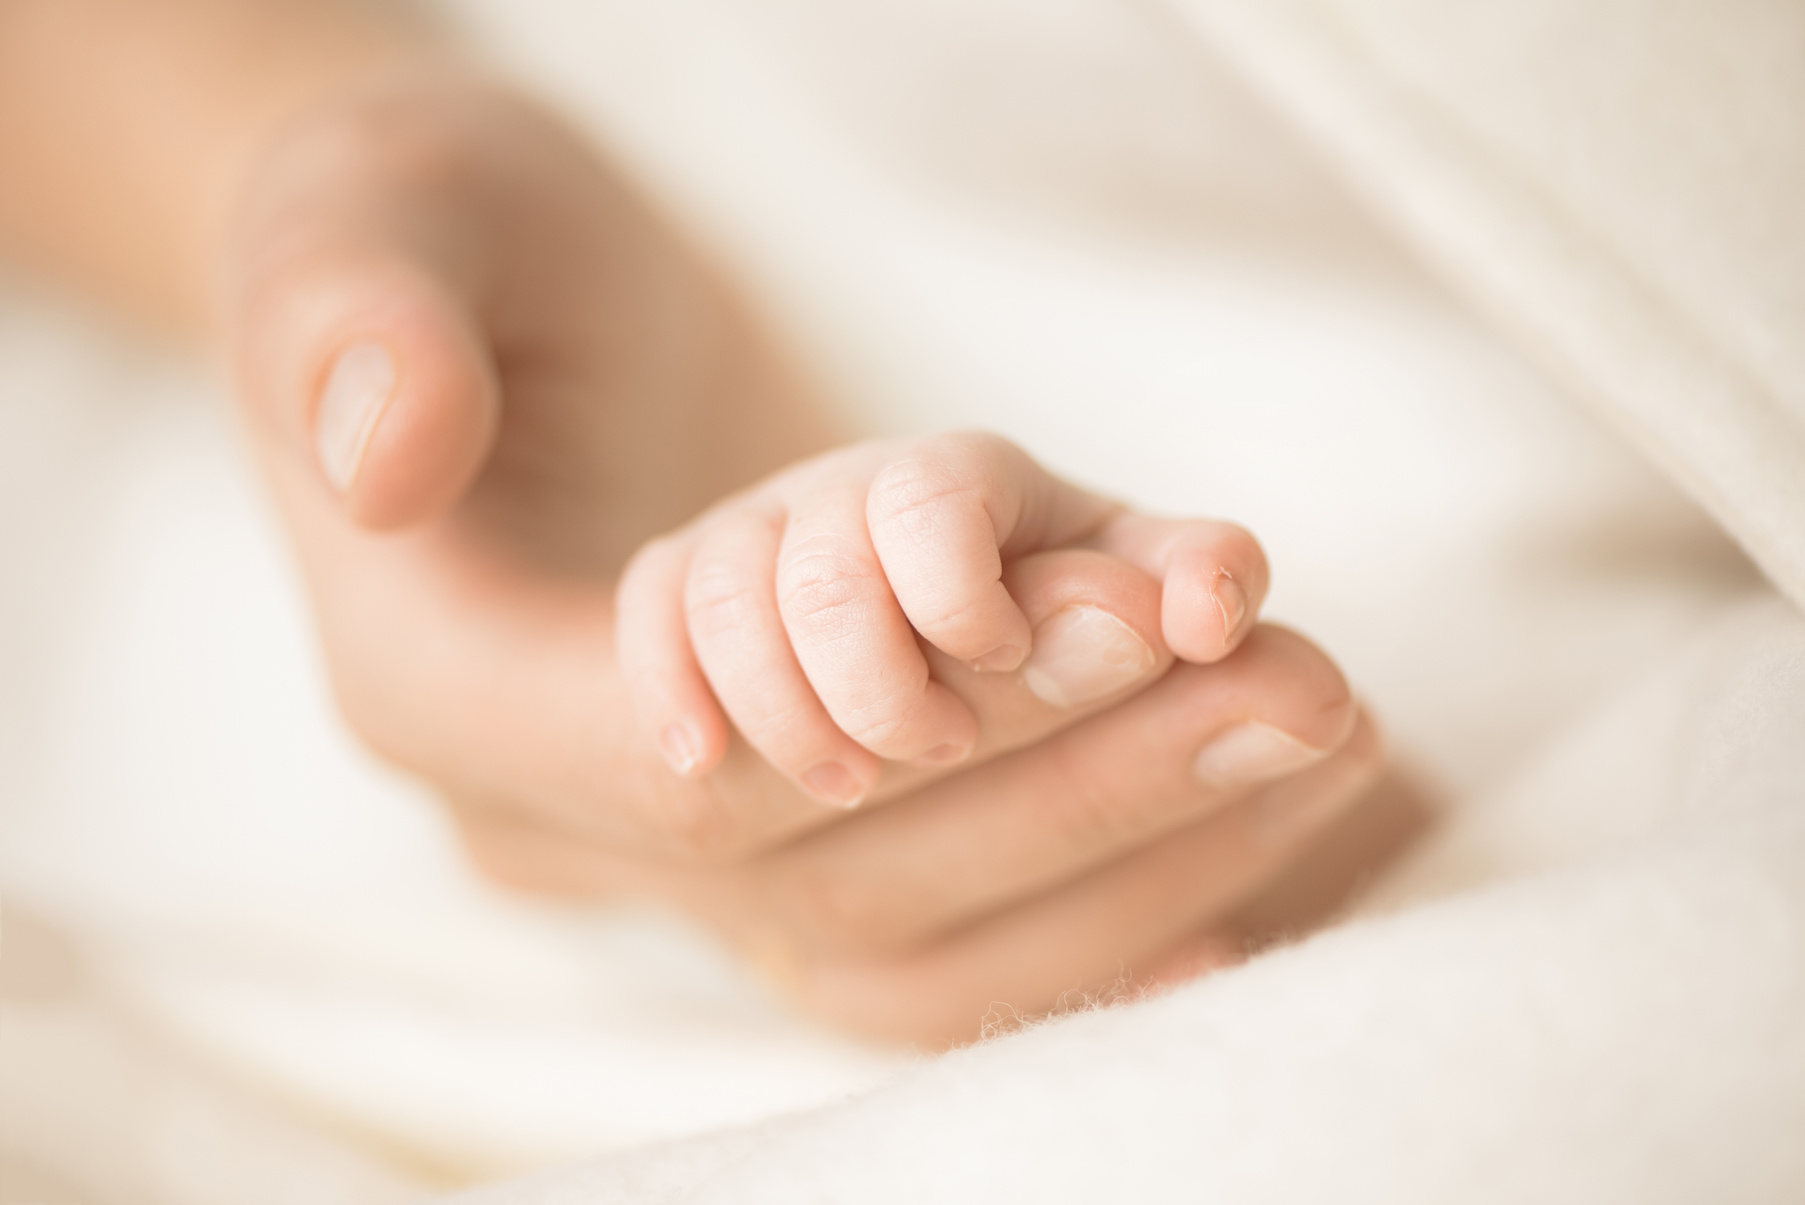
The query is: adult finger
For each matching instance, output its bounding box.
[711,624,1360,957]
[847,546,1173,809]
[228,93,501,530]
[790,712,1385,1046]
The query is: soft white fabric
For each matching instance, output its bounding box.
[1167,0,1805,608]
[1,0,1798,1201]
[1,916,423,1205]
[442,1,1805,1199]
[452,593,1805,1204]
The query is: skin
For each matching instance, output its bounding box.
[0,0,1404,1047]
[615,432,1275,805]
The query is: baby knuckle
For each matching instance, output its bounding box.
[838,709,914,753]
[868,459,981,537]
[684,560,757,630]
[837,690,937,752]
[777,548,877,635]
[908,591,989,640]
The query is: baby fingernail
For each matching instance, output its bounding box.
[971,643,1025,673]
[1020,606,1157,709]
[1211,572,1248,645]
[919,742,971,766]
[803,761,867,809]
[1192,721,1323,787]
[316,340,396,493]
[659,723,702,776]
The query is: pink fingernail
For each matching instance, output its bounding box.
[316,341,396,493]
[971,643,1026,673]
[1020,607,1156,709]
[1211,571,1248,646]
[1192,721,1323,788]
[802,761,867,809]
[659,723,702,776]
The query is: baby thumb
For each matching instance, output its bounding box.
[236,251,500,530]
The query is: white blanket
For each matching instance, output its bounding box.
[450,593,1805,1203]
[2,0,1799,1201]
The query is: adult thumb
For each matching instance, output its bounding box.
[234,247,500,530]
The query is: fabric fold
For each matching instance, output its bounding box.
[1158,0,1805,609]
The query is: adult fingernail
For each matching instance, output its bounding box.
[1211,571,1248,645]
[971,643,1025,673]
[803,761,867,809]
[316,340,396,493]
[1020,606,1157,709]
[659,723,702,777]
[1192,721,1324,787]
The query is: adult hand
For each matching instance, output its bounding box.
[227,66,1386,1046]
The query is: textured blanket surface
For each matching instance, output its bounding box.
[453,594,1805,1204]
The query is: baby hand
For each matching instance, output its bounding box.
[616,433,1269,807]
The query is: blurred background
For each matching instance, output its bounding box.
[0,2,1762,1202]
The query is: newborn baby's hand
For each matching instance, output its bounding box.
[617,433,1270,806]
